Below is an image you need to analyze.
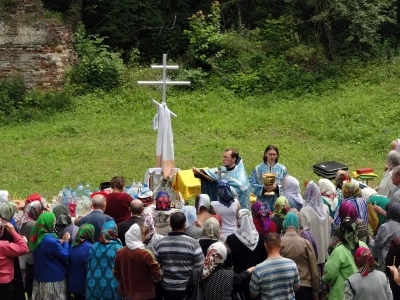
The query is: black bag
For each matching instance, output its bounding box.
[190,280,203,300]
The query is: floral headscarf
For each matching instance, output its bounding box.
[28,212,56,252]
[99,220,120,245]
[339,217,359,251]
[342,181,362,199]
[125,223,144,250]
[335,170,350,189]
[274,196,290,219]
[235,209,259,251]
[202,242,227,279]
[217,180,235,207]
[304,181,327,222]
[251,201,272,231]
[72,223,95,247]
[354,247,377,276]
[201,217,221,239]
[141,209,156,244]
[20,200,44,225]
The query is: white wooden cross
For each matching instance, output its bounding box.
[137,53,190,116]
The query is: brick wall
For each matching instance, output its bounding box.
[0,0,77,90]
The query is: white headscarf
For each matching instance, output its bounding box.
[283,176,304,205]
[125,223,144,250]
[361,187,378,202]
[0,190,9,203]
[318,178,338,212]
[197,194,211,213]
[202,242,227,279]
[234,209,259,251]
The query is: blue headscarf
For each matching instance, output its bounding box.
[217,179,235,207]
[181,205,197,227]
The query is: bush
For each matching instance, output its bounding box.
[67,25,126,94]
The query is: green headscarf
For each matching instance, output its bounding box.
[72,223,95,247]
[283,212,299,231]
[274,196,290,219]
[0,201,17,221]
[28,211,56,252]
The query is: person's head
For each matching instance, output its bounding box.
[318,179,336,197]
[274,196,290,218]
[222,148,239,168]
[354,247,377,276]
[170,212,186,231]
[251,201,272,231]
[391,166,400,187]
[304,181,322,206]
[91,194,107,211]
[195,194,211,213]
[28,211,56,252]
[72,223,95,247]
[217,180,235,207]
[264,232,281,252]
[387,150,400,170]
[386,201,400,222]
[339,201,358,221]
[25,193,41,207]
[263,145,279,164]
[202,242,227,279]
[237,208,254,228]
[0,190,9,202]
[181,205,197,227]
[99,220,118,244]
[202,217,221,238]
[110,176,125,191]
[342,181,362,199]
[335,170,350,189]
[361,187,377,201]
[339,217,359,251]
[23,200,44,222]
[282,212,299,231]
[0,201,17,222]
[130,199,144,215]
[74,215,83,226]
[52,204,72,226]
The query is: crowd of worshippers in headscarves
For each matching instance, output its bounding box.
[2,143,400,300]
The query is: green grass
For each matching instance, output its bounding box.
[2,58,400,199]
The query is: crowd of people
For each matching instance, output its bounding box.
[1,143,400,300]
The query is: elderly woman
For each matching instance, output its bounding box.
[141,209,164,254]
[181,205,203,239]
[318,178,338,220]
[114,223,162,300]
[378,150,400,198]
[211,180,241,236]
[335,170,350,206]
[226,209,267,300]
[362,187,390,226]
[333,181,368,227]
[299,181,330,265]
[19,194,45,300]
[86,220,122,300]
[251,201,276,236]
[196,194,212,224]
[271,196,290,234]
[345,247,392,300]
[29,211,70,300]
[282,175,304,211]
[186,242,254,300]
[371,201,400,268]
[68,224,95,300]
[0,201,29,300]
[199,217,223,256]
[323,217,368,300]
[52,205,73,239]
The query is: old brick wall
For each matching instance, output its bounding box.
[0,0,77,90]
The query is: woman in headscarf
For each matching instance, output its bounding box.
[114,223,161,300]
[291,208,318,259]
[211,180,240,236]
[19,194,45,300]
[282,175,304,211]
[251,201,276,237]
[329,201,369,255]
[323,217,368,300]
[226,209,267,300]
[0,201,29,300]
[318,178,339,220]
[271,196,290,234]
[86,220,122,300]
[371,201,400,268]
[181,205,203,239]
[362,187,390,226]
[281,212,320,299]
[51,205,73,239]
[185,242,254,300]
[346,247,392,300]
[141,208,164,254]
[378,150,400,198]
[196,194,212,224]
[199,217,223,256]
[299,181,330,265]
[333,181,369,227]
[335,170,350,206]
[68,224,95,300]
[30,211,70,300]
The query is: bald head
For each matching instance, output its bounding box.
[92,195,106,211]
[130,199,144,215]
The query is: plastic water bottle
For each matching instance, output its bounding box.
[84,183,91,197]
[76,182,85,198]
[61,190,68,206]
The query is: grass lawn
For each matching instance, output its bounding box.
[1,58,400,199]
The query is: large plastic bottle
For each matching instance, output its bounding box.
[84,183,92,197]
[76,182,85,199]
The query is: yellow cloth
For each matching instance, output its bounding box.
[172,169,201,199]
[351,171,379,178]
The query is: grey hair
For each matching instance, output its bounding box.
[202,217,221,238]
[387,150,400,169]
[91,194,106,208]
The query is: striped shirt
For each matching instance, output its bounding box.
[250,257,300,300]
[153,232,204,291]
[333,198,368,226]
